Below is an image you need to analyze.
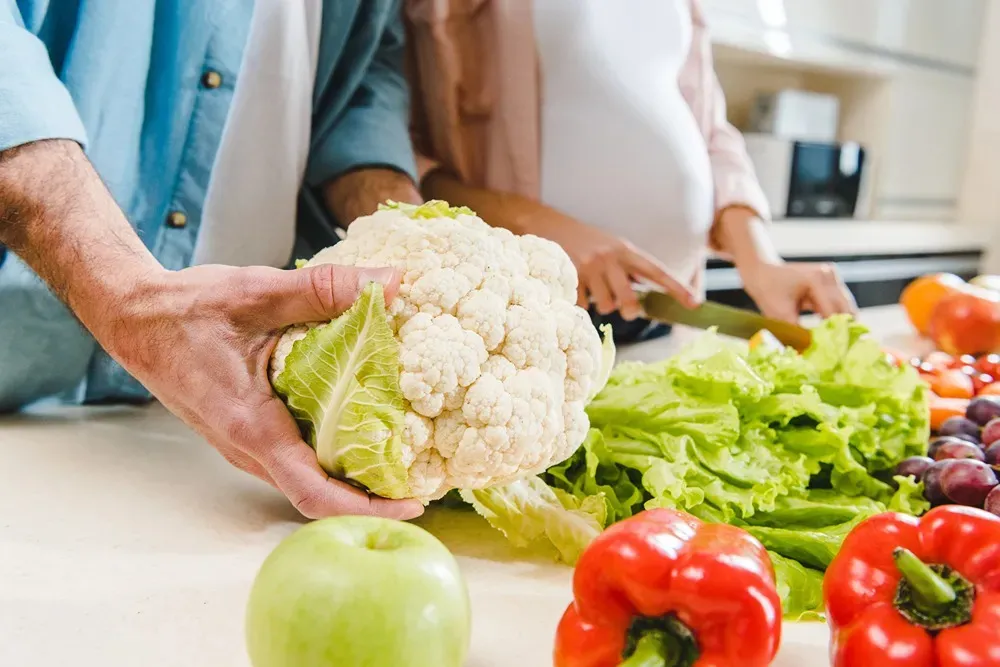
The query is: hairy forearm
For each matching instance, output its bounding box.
[712,207,782,267]
[323,167,422,226]
[0,140,164,332]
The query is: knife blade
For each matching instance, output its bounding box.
[638,290,813,351]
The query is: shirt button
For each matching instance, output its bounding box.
[201,70,223,89]
[166,211,188,229]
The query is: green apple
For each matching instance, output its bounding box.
[246,516,471,667]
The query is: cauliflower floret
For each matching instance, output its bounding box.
[553,301,604,402]
[271,201,612,502]
[457,289,507,351]
[518,234,578,303]
[398,313,488,418]
[502,305,559,371]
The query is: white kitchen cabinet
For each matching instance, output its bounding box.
[875,69,975,221]
[702,0,985,71]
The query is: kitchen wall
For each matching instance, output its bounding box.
[961,0,1000,272]
[702,0,987,229]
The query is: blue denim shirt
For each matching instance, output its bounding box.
[0,0,416,409]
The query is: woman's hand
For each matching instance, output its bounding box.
[740,260,858,323]
[528,211,699,320]
[714,206,857,322]
[421,170,697,318]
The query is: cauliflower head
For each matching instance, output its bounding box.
[270,201,614,502]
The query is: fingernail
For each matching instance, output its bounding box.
[395,500,425,520]
[357,267,399,290]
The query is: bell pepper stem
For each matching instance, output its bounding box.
[619,631,670,667]
[893,547,956,613]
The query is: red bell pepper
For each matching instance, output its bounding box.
[553,508,782,667]
[824,505,1000,667]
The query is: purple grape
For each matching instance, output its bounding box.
[922,460,952,505]
[939,416,982,442]
[933,440,986,462]
[952,433,983,446]
[986,486,1000,517]
[896,456,934,480]
[967,396,1000,426]
[987,443,1000,466]
[929,436,976,458]
[939,459,999,507]
[983,418,1000,447]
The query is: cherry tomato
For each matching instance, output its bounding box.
[930,369,976,399]
[925,351,957,371]
[980,382,1000,397]
[975,374,997,393]
[976,354,1000,378]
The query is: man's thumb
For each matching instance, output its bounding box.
[266,264,401,326]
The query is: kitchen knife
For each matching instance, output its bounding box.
[638,290,813,351]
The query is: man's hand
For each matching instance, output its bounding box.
[714,206,857,323]
[105,263,424,520]
[0,139,422,520]
[422,171,698,319]
[739,261,857,323]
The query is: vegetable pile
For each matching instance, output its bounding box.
[900,272,1000,356]
[467,316,932,619]
[893,394,1000,516]
[269,199,933,622]
[270,201,613,502]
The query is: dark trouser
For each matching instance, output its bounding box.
[589,308,672,344]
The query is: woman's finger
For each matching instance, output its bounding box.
[603,263,641,320]
[805,278,839,318]
[760,297,800,324]
[586,269,617,316]
[624,249,699,308]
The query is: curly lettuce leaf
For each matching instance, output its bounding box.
[544,429,646,525]
[768,552,826,621]
[888,475,931,515]
[466,315,930,619]
[460,477,604,564]
[272,283,410,499]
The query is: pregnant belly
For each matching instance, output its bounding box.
[539,93,715,283]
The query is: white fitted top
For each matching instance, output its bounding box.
[534,0,715,287]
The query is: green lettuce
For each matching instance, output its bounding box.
[378,199,475,219]
[465,315,930,619]
[460,477,604,564]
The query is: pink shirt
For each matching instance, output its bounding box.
[405,0,770,245]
